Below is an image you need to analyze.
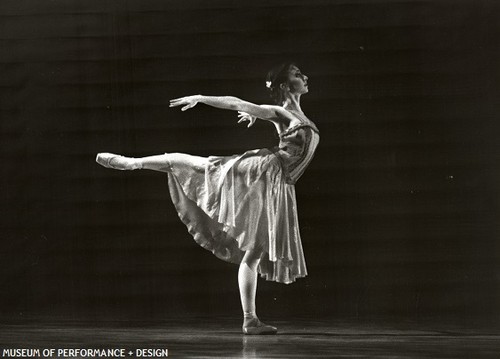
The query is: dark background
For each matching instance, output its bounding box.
[0,0,499,322]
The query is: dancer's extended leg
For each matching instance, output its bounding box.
[96,152,142,170]
[239,249,278,335]
[96,152,207,173]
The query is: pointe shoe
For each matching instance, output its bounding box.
[96,153,130,170]
[242,318,278,335]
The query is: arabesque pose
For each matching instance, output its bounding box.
[96,62,319,335]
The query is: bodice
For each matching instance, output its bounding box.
[272,110,320,185]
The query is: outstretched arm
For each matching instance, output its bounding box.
[169,95,292,126]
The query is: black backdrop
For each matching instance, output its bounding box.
[1,0,499,321]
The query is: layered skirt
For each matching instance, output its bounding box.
[166,148,307,284]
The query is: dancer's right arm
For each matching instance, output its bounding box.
[169,95,292,126]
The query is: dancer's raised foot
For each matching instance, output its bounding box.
[242,317,278,335]
[96,153,141,170]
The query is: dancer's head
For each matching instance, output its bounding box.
[266,62,309,105]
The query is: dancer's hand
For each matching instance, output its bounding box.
[169,95,201,111]
[237,111,257,128]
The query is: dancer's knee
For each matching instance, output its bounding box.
[138,152,208,174]
[241,249,263,271]
[167,153,207,174]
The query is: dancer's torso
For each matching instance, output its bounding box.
[272,110,320,185]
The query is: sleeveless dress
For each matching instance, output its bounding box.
[166,110,320,284]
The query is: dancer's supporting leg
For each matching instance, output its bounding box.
[239,249,278,335]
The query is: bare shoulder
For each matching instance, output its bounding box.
[260,105,295,123]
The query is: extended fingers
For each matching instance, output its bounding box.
[237,112,256,127]
[170,97,198,112]
[169,98,186,107]
[237,115,250,123]
[170,96,194,106]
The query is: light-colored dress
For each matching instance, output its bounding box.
[166,110,320,284]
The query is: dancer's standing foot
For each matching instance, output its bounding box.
[242,315,278,335]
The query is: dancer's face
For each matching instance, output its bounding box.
[284,66,309,95]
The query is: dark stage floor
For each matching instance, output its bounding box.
[0,317,499,358]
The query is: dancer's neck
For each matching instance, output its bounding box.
[282,96,303,113]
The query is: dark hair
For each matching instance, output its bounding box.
[266,62,297,105]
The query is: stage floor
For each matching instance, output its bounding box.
[1,317,499,358]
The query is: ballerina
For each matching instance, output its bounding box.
[96,62,319,335]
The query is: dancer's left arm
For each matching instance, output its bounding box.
[169,95,291,126]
